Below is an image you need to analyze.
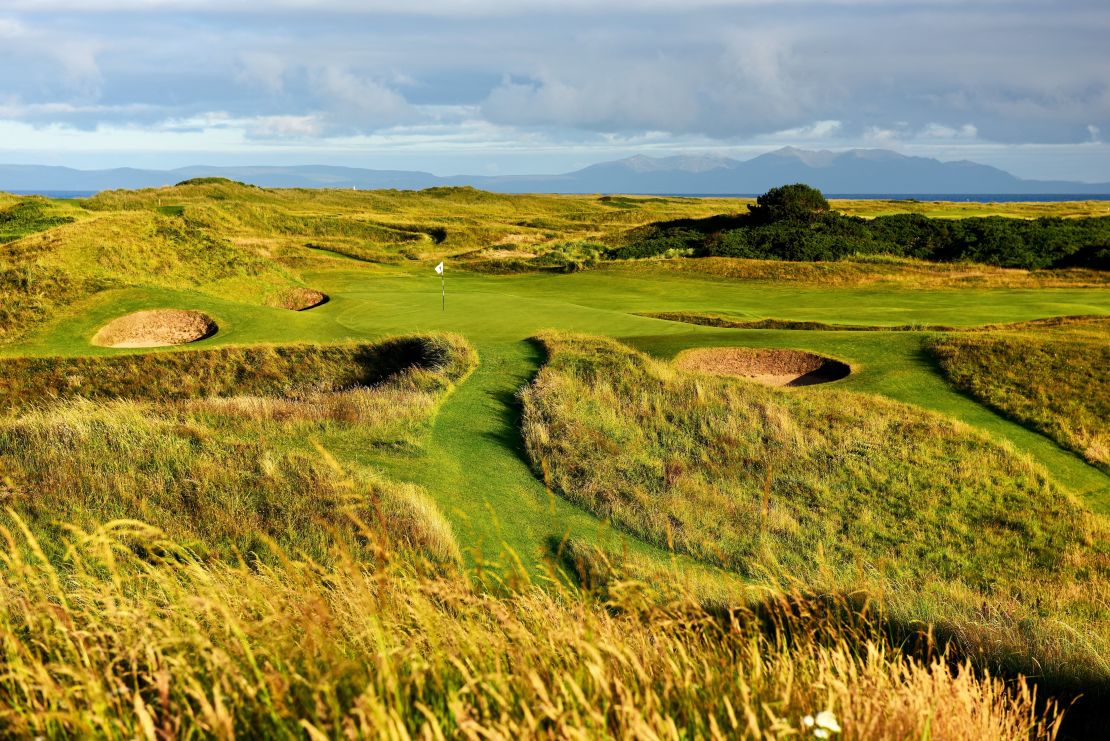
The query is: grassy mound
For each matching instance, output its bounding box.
[0,198,76,244]
[521,333,1110,684]
[266,286,328,310]
[0,334,476,565]
[929,318,1110,468]
[0,207,305,343]
[0,334,474,412]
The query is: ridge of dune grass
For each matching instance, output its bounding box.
[520,332,1110,693]
[0,334,477,566]
[612,255,1110,288]
[0,333,475,412]
[928,324,1110,469]
[0,198,78,244]
[0,516,1062,739]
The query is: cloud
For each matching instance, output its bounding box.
[0,1,1106,179]
[311,66,420,131]
[235,53,287,94]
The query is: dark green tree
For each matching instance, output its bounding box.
[747,183,830,224]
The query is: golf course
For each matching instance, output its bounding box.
[0,182,1107,738]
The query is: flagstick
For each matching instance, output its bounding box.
[441,270,445,312]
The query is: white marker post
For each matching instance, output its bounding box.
[435,261,445,311]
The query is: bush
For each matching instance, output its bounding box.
[747,183,831,225]
[617,184,1110,270]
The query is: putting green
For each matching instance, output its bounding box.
[7,262,1109,569]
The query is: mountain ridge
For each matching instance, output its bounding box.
[2,147,1108,195]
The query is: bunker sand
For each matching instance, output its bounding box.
[92,309,217,348]
[675,347,851,387]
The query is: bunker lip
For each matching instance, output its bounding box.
[91,309,218,348]
[268,287,329,311]
[675,347,851,387]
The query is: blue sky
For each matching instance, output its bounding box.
[1,1,1108,181]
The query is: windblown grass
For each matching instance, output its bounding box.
[929,318,1110,468]
[0,517,1061,739]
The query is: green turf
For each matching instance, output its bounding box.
[6,262,1109,565]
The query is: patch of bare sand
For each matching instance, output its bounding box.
[675,347,851,387]
[92,309,217,348]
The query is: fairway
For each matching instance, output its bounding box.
[9,261,1108,570]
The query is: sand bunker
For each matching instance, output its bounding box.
[675,347,851,387]
[92,309,217,348]
[268,287,329,311]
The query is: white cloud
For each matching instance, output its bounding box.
[246,114,324,138]
[758,120,843,141]
[919,122,979,139]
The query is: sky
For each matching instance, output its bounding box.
[0,1,1108,181]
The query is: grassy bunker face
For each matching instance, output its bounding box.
[267,287,329,311]
[92,309,217,348]
[675,347,850,387]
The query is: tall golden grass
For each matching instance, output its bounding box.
[0,515,1062,739]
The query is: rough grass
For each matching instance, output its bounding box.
[0,334,475,412]
[5,185,1105,343]
[0,208,303,344]
[0,199,76,244]
[642,311,1108,333]
[929,318,1110,468]
[0,334,477,565]
[615,255,1110,288]
[83,181,741,265]
[0,519,1061,739]
[520,332,1110,690]
[0,400,460,566]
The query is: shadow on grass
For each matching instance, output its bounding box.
[478,338,546,468]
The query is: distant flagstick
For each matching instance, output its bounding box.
[435,261,445,311]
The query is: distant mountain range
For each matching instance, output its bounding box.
[3,147,1109,196]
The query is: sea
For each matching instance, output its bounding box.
[681,193,1110,202]
[11,190,98,199]
[9,190,1110,202]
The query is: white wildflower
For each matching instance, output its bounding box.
[803,710,840,738]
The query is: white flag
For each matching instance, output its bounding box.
[435,261,444,274]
